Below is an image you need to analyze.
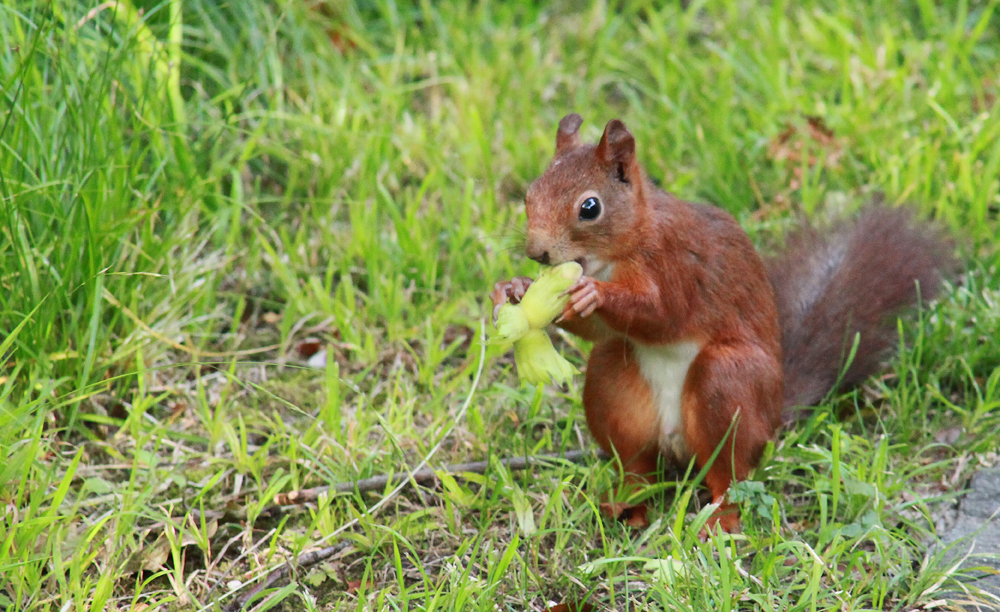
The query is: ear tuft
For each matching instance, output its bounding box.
[556,113,583,153]
[596,119,635,165]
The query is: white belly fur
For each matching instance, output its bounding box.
[631,341,702,459]
[585,258,615,282]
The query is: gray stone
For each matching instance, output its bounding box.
[961,470,1000,521]
[939,469,1000,607]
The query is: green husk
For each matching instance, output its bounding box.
[492,261,584,386]
[494,303,530,342]
[512,329,578,386]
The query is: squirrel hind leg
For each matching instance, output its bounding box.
[681,342,783,533]
[583,338,661,482]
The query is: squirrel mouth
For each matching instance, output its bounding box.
[575,257,596,275]
[577,256,614,280]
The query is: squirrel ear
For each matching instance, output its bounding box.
[555,113,583,153]
[596,119,637,183]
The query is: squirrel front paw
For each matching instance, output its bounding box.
[558,276,602,321]
[490,276,534,324]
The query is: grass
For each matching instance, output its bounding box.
[1,0,1000,610]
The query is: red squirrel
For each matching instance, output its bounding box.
[491,114,956,532]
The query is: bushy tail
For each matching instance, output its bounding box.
[765,206,957,420]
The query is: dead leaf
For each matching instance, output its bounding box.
[328,28,357,53]
[168,401,187,419]
[308,2,358,53]
[346,577,375,595]
[121,534,172,574]
[805,115,836,146]
[142,536,171,572]
[296,338,322,359]
[767,116,846,185]
[599,501,650,528]
[543,603,595,612]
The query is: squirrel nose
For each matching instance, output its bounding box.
[528,250,550,265]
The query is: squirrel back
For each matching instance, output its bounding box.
[765,206,957,420]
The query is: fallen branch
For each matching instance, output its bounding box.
[157,449,606,530]
[271,448,601,507]
[223,541,351,612]
[222,448,603,611]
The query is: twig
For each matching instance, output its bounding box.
[270,449,600,507]
[205,528,276,600]
[216,322,489,612]
[221,449,602,610]
[158,449,604,533]
[222,541,351,610]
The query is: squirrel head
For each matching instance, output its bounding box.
[524,114,648,275]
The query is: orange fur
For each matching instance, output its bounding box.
[583,339,661,480]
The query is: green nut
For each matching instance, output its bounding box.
[518,261,583,329]
[494,303,530,342]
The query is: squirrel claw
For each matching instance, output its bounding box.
[490,276,534,325]
[557,276,601,322]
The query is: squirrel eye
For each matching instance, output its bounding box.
[579,197,601,221]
